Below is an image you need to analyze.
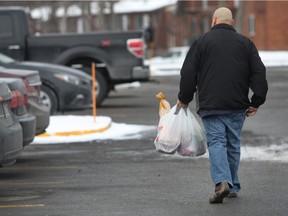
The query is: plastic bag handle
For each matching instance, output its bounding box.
[174,106,188,116]
[174,106,181,115]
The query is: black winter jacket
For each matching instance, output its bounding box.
[178,24,268,113]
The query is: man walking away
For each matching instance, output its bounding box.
[177,7,268,204]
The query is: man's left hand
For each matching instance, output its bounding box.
[246,106,258,117]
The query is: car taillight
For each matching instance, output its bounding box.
[10,90,25,108]
[23,94,28,105]
[22,79,37,97]
[127,39,144,58]
[26,85,40,98]
[27,86,40,97]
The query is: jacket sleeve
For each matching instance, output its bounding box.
[249,41,268,108]
[178,40,200,104]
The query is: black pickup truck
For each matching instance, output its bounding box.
[0,7,150,105]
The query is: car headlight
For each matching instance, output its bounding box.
[54,74,80,85]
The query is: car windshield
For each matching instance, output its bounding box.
[0,53,16,64]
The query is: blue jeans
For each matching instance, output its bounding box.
[202,112,246,193]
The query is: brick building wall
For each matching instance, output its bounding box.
[243,1,288,50]
[263,1,288,50]
[175,0,288,51]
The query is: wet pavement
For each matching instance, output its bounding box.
[0,67,287,215]
[0,136,287,216]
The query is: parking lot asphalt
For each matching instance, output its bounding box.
[0,67,288,216]
[0,137,287,216]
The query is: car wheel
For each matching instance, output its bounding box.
[40,85,58,114]
[94,71,109,106]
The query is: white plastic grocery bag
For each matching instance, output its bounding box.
[154,105,206,156]
[177,108,206,157]
[154,105,182,153]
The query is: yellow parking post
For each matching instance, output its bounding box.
[91,62,97,123]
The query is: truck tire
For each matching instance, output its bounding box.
[40,85,58,114]
[95,71,109,106]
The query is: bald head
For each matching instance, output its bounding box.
[211,7,234,27]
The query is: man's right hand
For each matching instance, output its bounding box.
[177,99,188,108]
[246,106,258,117]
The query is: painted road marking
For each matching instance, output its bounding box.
[2,181,63,186]
[0,204,45,208]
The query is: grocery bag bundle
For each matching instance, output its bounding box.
[154,92,206,157]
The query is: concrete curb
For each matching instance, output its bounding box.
[36,115,112,138]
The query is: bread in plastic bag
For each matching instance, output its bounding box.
[155,92,171,117]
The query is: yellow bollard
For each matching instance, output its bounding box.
[91,62,97,123]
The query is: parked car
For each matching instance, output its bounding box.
[0,81,23,166]
[146,46,189,76]
[0,67,49,135]
[0,53,93,114]
[0,78,36,146]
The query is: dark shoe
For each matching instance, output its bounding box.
[227,192,238,198]
[209,181,230,204]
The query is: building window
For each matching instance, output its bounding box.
[248,15,255,36]
[203,16,210,33]
[143,14,149,28]
[122,15,128,31]
[202,0,208,10]
[77,18,83,33]
[136,15,143,30]
[190,19,197,41]
[234,0,240,8]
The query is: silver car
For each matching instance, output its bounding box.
[0,81,23,166]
